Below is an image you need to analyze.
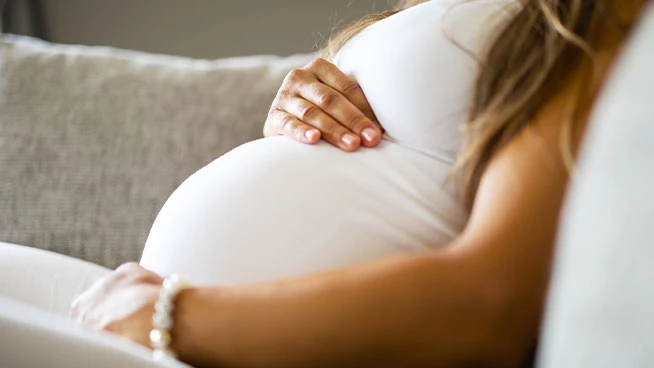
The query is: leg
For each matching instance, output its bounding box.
[0,242,110,316]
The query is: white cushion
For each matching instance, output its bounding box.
[538,4,654,367]
[0,242,109,315]
[0,296,189,368]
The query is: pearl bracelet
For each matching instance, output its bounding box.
[150,273,190,361]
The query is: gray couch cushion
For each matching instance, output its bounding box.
[538,4,654,367]
[0,35,312,268]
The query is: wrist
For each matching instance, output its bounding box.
[150,274,191,361]
[172,287,234,367]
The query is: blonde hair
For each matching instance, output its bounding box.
[321,1,429,59]
[322,0,612,208]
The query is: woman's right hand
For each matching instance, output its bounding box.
[263,58,383,152]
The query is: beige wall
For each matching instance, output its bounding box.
[41,0,389,59]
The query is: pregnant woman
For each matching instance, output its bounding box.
[1,0,649,367]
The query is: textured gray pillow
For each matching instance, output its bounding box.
[0,35,312,268]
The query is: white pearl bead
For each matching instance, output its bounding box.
[152,312,173,331]
[155,299,173,315]
[149,273,190,362]
[150,329,172,349]
[153,348,177,361]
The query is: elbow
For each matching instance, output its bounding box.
[474,275,545,368]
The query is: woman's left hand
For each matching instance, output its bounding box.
[70,262,163,347]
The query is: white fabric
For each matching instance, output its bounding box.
[140,0,516,286]
[0,242,110,316]
[335,0,517,164]
[0,243,189,368]
[0,297,190,368]
[0,296,190,368]
[538,4,654,367]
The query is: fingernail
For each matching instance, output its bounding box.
[361,127,379,143]
[305,129,318,141]
[342,133,357,146]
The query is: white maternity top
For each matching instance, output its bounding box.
[140,0,517,286]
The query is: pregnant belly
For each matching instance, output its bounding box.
[140,137,468,286]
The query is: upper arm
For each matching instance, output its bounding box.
[442,19,629,359]
[462,117,570,292]
[459,25,622,289]
[451,74,595,353]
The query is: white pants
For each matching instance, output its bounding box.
[0,242,189,368]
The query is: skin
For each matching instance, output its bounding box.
[263,58,383,152]
[71,2,647,367]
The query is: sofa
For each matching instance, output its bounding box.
[1,3,653,365]
[0,34,312,268]
[0,35,312,367]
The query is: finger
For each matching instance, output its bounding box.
[297,80,381,148]
[264,69,310,139]
[267,109,322,144]
[303,58,379,123]
[116,262,162,285]
[69,297,84,320]
[264,95,288,138]
[273,65,374,148]
[283,98,361,151]
[263,123,281,138]
[303,58,382,146]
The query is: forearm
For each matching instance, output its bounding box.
[172,245,532,368]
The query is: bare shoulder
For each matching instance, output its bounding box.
[456,15,634,288]
[460,46,622,254]
[444,37,627,361]
[462,20,631,252]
